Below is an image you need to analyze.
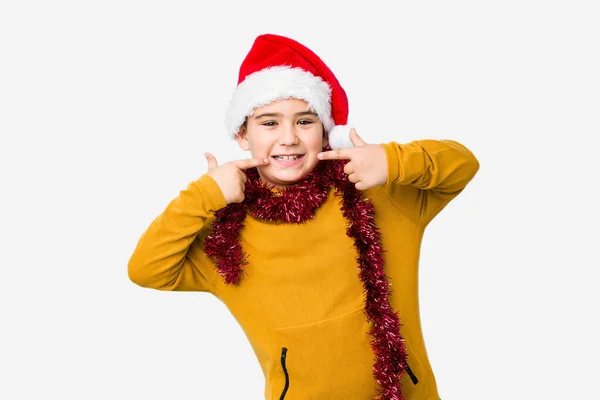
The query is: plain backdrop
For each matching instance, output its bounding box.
[1,1,599,399]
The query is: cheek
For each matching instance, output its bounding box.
[310,135,326,150]
[301,129,326,150]
[248,135,273,151]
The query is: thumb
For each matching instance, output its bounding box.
[204,152,218,170]
[349,128,367,146]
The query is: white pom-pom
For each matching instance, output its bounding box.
[328,125,354,149]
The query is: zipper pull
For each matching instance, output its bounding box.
[404,361,419,385]
[279,347,289,399]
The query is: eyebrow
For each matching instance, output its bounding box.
[253,111,318,119]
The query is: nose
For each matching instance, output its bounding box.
[277,123,299,146]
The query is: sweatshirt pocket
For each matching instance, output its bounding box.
[270,306,378,400]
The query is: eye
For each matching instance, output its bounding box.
[298,119,315,125]
[262,121,277,127]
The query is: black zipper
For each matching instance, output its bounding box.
[279,347,289,399]
[404,361,419,385]
[277,346,416,398]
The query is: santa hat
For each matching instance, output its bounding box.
[224,33,353,150]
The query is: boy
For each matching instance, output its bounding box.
[128,33,479,400]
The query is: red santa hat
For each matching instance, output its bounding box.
[224,33,354,150]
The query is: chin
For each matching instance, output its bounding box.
[264,168,310,186]
[269,173,305,186]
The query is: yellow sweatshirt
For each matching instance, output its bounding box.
[128,139,480,400]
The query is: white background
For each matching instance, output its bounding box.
[1,1,598,399]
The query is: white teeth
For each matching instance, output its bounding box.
[274,155,301,160]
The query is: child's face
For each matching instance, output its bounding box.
[235,98,328,188]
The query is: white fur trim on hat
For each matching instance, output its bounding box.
[328,125,354,149]
[225,66,335,137]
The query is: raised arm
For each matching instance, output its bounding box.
[127,174,226,292]
[128,154,269,292]
[381,139,480,224]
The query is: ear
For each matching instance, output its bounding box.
[234,125,250,151]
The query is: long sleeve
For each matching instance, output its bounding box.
[127,174,227,292]
[381,139,480,225]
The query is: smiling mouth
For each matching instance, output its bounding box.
[272,155,304,160]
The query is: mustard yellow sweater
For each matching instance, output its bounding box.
[128,140,479,400]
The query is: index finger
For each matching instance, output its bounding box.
[317,148,352,160]
[235,157,269,170]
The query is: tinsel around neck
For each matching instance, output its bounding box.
[204,159,410,399]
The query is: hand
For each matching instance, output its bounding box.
[317,128,388,190]
[205,153,269,204]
